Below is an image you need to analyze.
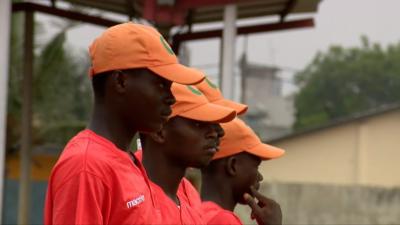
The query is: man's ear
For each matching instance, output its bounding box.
[225,156,237,177]
[111,70,127,93]
[149,129,166,144]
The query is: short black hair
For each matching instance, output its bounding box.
[91,71,111,100]
[92,68,152,99]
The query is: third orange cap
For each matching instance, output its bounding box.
[213,118,285,160]
[89,22,204,85]
[170,83,237,123]
[196,77,248,115]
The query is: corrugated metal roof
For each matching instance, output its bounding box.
[60,0,141,16]
[191,0,320,23]
[59,0,320,24]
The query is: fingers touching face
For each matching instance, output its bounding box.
[230,152,262,204]
[244,187,283,225]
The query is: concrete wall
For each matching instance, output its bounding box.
[260,109,400,187]
[362,110,400,186]
[235,182,400,225]
[261,122,359,185]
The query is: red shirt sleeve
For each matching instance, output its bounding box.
[207,211,243,225]
[47,171,111,225]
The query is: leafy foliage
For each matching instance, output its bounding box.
[294,37,400,129]
[7,15,91,154]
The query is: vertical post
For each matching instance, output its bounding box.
[221,4,237,99]
[240,36,248,104]
[0,0,12,222]
[18,9,34,225]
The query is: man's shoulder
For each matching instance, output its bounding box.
[214,210,242,223]
[201,202,243,225]
[208,209,243,225]
[57,130,114,166]
[178,178,202,207]
[50,130,131,184]
[180,178,198,194]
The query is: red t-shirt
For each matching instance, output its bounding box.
[44,130,162,225]
[201,201,243,225]
[134,150,204,225]
[133,151,243,225]
[177,177,202,209]
[134,150,202,208]
[149,181,204,225]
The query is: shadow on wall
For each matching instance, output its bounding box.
[235,182,400,225]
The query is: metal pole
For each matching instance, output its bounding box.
[18,9,34,225]
[0,0,12,222]
[221,4,237,100]
[240,36,248,104]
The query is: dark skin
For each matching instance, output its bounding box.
[88,69,175,151]
[244,187,283,225]
[141,116,220,204]
[201,152,282,225]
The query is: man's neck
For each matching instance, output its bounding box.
[88,104,135,151]
[142,146,186,204]
[201,176,237,211]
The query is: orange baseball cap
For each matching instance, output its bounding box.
[170,83,237,123]
[213,118,285,160]
[196,77,248,115]
[88,22,204,85]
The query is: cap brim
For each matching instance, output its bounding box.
[214,99,248,115]
[179,103,237,123]
[149,63,205,85]
[246,143,285,160]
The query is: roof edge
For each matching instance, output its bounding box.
[266,102,400,144]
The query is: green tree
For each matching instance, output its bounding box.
[294,37,400,129]
[33,25,91,146]
[7,14,91,154]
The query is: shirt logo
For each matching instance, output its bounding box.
[126,195,145,208]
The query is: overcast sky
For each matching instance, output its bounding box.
[38,0,400,95]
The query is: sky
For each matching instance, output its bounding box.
[37,0,400,95]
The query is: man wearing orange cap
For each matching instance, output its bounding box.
[196,77,248,115]
[177,75,248,199]
[201,118,285,225]
[160,75,248,209]
[135,83,236,224]
[44,23,205,225]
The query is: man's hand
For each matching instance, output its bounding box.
[243,186,282,225]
